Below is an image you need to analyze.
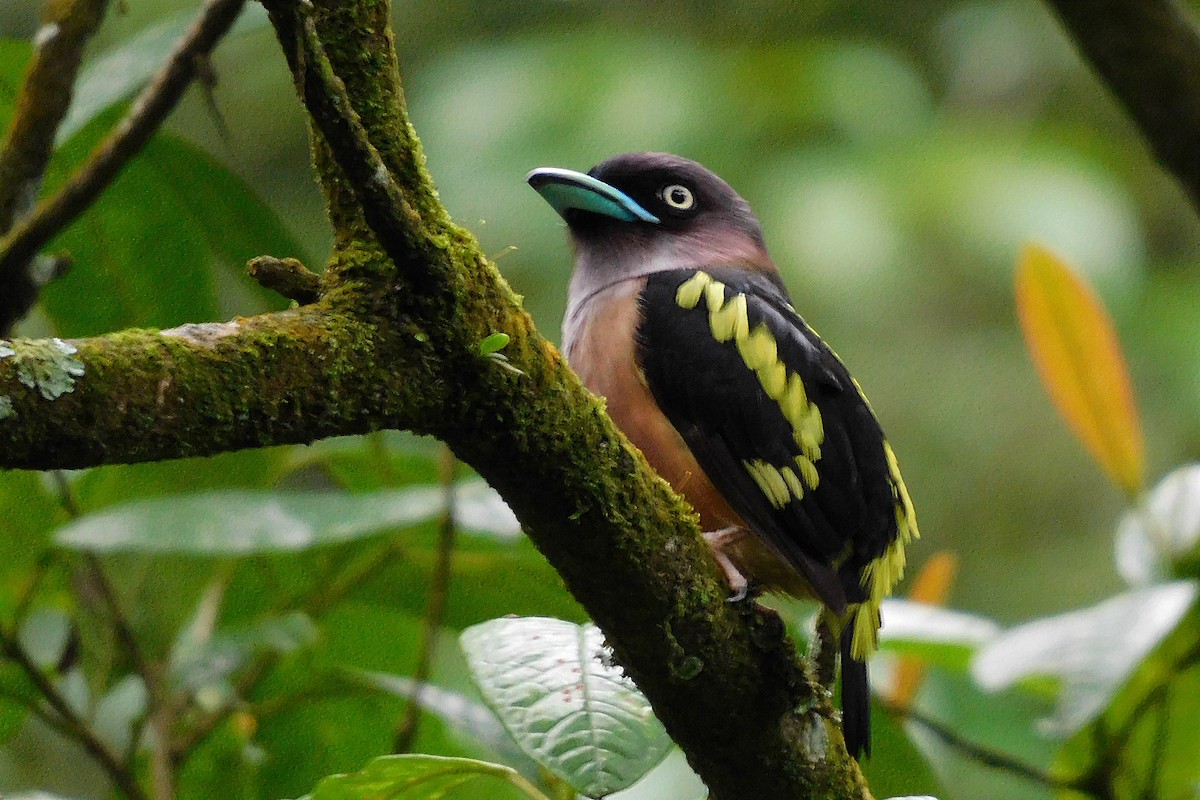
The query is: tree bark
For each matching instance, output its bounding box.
[0,0,871,797]
[1046,0,1200,214]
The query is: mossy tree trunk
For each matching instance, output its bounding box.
[0,0,872,797]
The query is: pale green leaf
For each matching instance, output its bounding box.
[879,599,1000,671]
[477,333,511,357]
[354,672,521,759]
[972,582,1197,735]
[55,488,446,554]
[92,675,148,756]
[1052,596,1200,798]
[170,611,318,703]
[58,5,270,143]
[461,617,671,798]
[304,754,548,800]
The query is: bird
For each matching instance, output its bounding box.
[527,152,919,759]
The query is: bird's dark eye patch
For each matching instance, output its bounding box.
[660,184,696,211]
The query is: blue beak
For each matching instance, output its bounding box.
[527,167,660,225]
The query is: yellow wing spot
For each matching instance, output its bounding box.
[779,373,808,428]
[761,463,790,508]
[703,280,727,318]
[736,324,777,371]
[801,404,824,450]
[850,602,882,661]
[884,441,920,540]
[675,272,711,309]
[744,461,772,506]
[849,444,920,662]
[673,274,836,492]
[779,466,805,500]
[757,360,787,399]
[709,292,748,343]
[796,429,822,463]
[744,459,793,508]
[795,454,819,490]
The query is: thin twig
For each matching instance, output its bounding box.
[85,553,175,800]
[0,0,110,232]
[884,701,1071,790]
[0,0,247,331]
[393,445,457,752]
[50,471,173,796]
[12,551,54,625]
[0,0,111,332]
[174,535,408,764]
[51,472,154,698]
[0,629,149,800]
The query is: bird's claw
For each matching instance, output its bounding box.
[726,582,750,603]
[703,527,754,602]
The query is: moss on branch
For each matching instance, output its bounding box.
[0,0,873,796]
[0,302,443,469]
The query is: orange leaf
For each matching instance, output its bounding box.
[1015,244,1144,496]
[889,552,958,708]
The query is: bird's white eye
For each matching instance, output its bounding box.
[661,184,695,210]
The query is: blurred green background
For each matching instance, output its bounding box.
[3,1,1200,797]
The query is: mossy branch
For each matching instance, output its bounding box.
[0,0,111,333]
[0,0,872,796]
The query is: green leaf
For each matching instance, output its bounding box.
[305,754,547,800]
[169,611,318,705]
[18,606,72,670]
[353,671,540,775]
[0,661,36,746]
[461,617,672,798]
[862,703,943,799]
[39,119,300,336]
[92,674,148,756]
[1053,594,1200,799]
[0,39,31,125]
[879,599,1000,671]
[0,471,61,619]
[55,488,447,554]
[1115,463,1200,585]
[601,749,706,800]
[57,12,194,144]
[972,582,1197,735]
[477,332,510,357]
[72,447,290,510]
[58,5,271,143]
[177,713,262,800]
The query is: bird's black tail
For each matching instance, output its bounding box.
[840,625,870,759]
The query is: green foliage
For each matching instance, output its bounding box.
[304,754,547,800]
[3,1,1200,799]
[461,617,673,798]
[55,489,451,554]
[39,115,299,336]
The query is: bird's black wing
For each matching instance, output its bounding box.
[635,267,899,612]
